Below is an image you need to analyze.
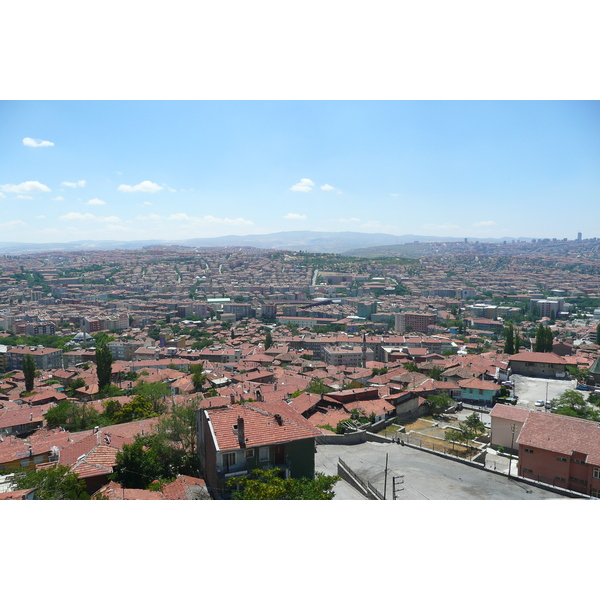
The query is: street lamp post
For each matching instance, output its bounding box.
[508,423,516,479]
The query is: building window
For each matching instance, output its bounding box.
[524,448,534,454]
[557,457,567,462]
[33,455,45,464]
[259,447,269,462]
[593,468,600,479]
[245,449,254,458]
[591,489,600,498]
[556,477,566,483]
[569,476,588,485]
[223,452,236,469]
[571,458,586,465]
[524,468,533,474]
[20,458,30,467]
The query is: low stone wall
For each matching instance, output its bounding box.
[316,431,366,445]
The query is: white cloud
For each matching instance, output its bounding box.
[53,196,65,202]
[118,180,163,193]
[0,220,26,230]
[62,180,86,188]
[23,137,54,148]
[142,201,153,206]
[338,217,360,223]
[389,193,400,197]
[289,178,314,192]
[283,213,307,220]
[36,215,46,219]
[136,213,162,221]
[162,184,176,192]
[0,181,51,194]
[86,198,106,205]
[17,195,34,200]
[0,191,4,198]
[473,220,497,227]
[59,212,121,223]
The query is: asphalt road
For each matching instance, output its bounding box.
[316,440,568,500]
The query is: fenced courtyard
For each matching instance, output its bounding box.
[377,416,483,460]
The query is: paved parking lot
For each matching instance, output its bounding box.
[511,374,582,412]
[316,440,568,500]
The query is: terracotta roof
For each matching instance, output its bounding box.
[457,377,501,391]
[517,410,600,464]
[490,403,530,422]
[509,352,567,365]
[205,399,323,452]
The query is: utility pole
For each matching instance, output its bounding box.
[392,475,404,499]
[508,423,516,479]
[383,453,388,499]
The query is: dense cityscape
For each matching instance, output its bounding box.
[1,234,600,500]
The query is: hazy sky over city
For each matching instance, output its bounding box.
[1,100,598,244]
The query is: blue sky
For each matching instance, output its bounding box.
[1,100,599,244]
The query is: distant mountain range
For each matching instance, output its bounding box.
[0,231,535,255]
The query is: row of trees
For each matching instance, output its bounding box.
[533,324,554,353]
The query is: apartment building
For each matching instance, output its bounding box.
[395,312,437,334]
[7,346,64,371]
[323,345,374,367]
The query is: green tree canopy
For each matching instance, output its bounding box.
[23,354,36,392]
[11,464,89,499]
[551,390,599,421]
[229,468,340,500]
[95,342,113,391]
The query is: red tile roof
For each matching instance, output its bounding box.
[205,399,323,452]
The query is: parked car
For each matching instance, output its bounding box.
[545,400,552,408]
[576,384,592,391]
[534,399,544,407]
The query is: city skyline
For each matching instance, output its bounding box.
[1,100,599,245]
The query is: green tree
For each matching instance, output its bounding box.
[551,390,600,421]
[190,363,206,392]
[45,400,103,432]
[111,433,193,489]
[504,323,515,355]
[445,412,485,448]
[23,354,36,392]
[11,464,89,499]
[596,323,600,345]
[305,377,333,395]
[133,380,170,414]
[426,393,452,415]
[264,331,273,351]
[429,366,444,381]
[229,468,340,500]
[95,342,113,390]
[155,396,200,460]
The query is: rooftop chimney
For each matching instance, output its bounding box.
[274,414,283,426]
[237,416,246,448]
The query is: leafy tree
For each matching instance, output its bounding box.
[405,361,419,373]
[133,380,170,414]
[551,390,600,421]
[445,412,485,448]
[264,331,273,350]
[23,354,36,392]
[429,366,444,381]
[111,433,193,489]
[305,377,333,395]
[11,464,89,499]
[190,363,206,392]
[45,400,103,432]
[229,468,340,500]
[95,342,113,390]
[504,323,515,355]
[426,393,452,415]
[597,323,600,345]
[155,396,200,459]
